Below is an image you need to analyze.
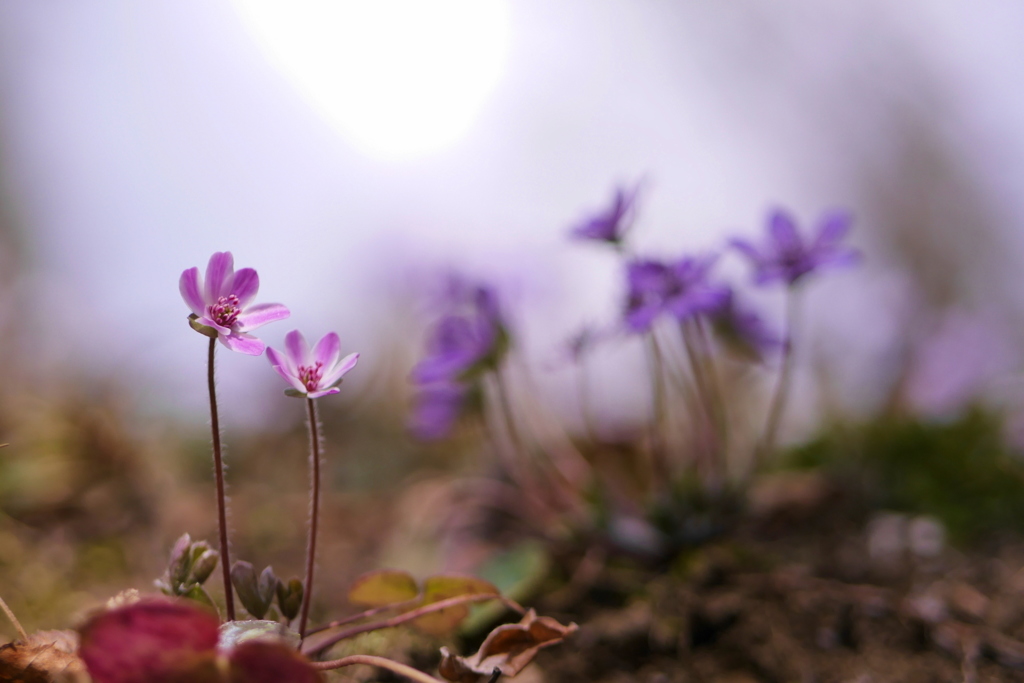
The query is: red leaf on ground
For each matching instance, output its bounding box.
[227,641,322,683]
[78,598,221,683]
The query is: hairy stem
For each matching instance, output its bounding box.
[756,288,799,470]
[303,592,525,656]
[313,654,447,683]
[207,338,235,621]
[298,397,322,640]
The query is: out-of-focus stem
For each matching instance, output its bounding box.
[207,338,235,621]
[303,592,525,655]
[644,333,671,483]
[298,397,322,640]
[681,322,722,483]
[757,288,799,470]
[0,591,27,641]
[313,654,447,683]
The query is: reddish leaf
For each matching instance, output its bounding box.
[438,610,578,682]
[413,575,498,635]
[0,630,88,683]
[227,641,322,683]
[347,569,419,607]
[78,598,221,683]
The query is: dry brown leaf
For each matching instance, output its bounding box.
[0,630,88,683]
[438,610,577,683]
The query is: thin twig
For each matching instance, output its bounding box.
[313,654,447,683]
[207,338,235,621]
[298,397,322,640]
[303,592,525,656]
[302,597,421,636]
[0,592,27,641]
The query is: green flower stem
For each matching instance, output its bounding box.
[298,397,322,640]
[207,338,235,621]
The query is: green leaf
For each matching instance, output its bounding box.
[183,585,217,613]
[347,569,419,607]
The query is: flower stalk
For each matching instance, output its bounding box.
[207,338,236,621]
[298,397,321,640]
[756,288,799,469]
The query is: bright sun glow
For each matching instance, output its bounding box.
[230,0,511,161]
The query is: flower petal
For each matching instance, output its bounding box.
[768,209,802,253]
[179,267,206,316]
[204,252,235,302]
[266,346,296,377]
[284,330,311,367]
[231,268,260,307]
[814,210,852,248]
[198,316,230,335]
[307,387,341,399]
[221,332,265,356]
[236,303,290,332]
[271,361,308,394]
[322,352,359,387]
[312,332,341,369]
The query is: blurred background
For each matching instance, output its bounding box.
[1,0,1024,639]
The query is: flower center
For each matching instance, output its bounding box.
[298,362,324,392]
[209,295,241,328]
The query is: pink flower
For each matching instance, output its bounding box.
[267,330,359,398]
[179,252,290,355]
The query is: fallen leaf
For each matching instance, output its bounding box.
[347,570,419,607]
[438,610,578,682]
[78,598,222,683]
[0,630,88,683]
[413,575,498,635]
[227,641,322,683]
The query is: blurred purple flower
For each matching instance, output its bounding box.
[412,283,508,385]
[267,330,359,398]
[179,251,290,355]
[731,208,859,286]
[409,382,467,440]
[623,259,671,332]
[709,289,783,360]
[409,278,509,441]
[570,184,639,245]
[623,255,728,332]
[662,255,730,320]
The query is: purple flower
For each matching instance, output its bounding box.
[570,184,639,245]
[267,330,359,398]
[412,283,508,385]
[731,208,859,286]
[179,251,290,355]
[662,255,730,320]
[709,289,783,360]
[623,255,729,332]
[409,382,467,440]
